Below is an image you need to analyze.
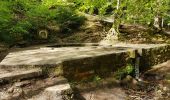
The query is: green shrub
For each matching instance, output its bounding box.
[0,1,13,43]
[54,6,85,33]
[0,0,85,44]
[0,0,33,44]
[73,0,114,15]
[114,64,134,80]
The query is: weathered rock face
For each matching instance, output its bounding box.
[0,43,170,81]
[112,44,170,72]
[0,47,8,62]
[63,44,170,80]
[29,83,73,100]
[0,76,71,100]
[62,52,130,80]
[140,45,170,71]
[0,68,42,84]
[0,45,133,80]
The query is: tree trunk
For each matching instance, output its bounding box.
[108,0,121,39]
[117,0,120,10]
[100,0,121,45]
[153,15,162,32]
[153,0,163,32]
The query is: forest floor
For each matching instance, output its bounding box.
[124,61,170,100]
[75,61,170,100]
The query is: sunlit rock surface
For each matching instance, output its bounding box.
[0,43,169,80]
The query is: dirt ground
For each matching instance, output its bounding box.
[74,61,170,100]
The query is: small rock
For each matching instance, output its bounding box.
[29,83,72,100]
[13,88,22,93]
[7,87,14,93]
[155,75,163,80]
[12,88,23,98]
[132,78,138,85]
[137,78,143,82]
[3,87,7,90]
[163,87,168,91]
[13,92,23,98]
[121,75,138,89]
[156,90,163,96]
[15,81,31,87]
[158,84,163,89]
[121,75,133,84]
[0,92,11,100]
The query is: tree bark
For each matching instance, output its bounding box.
[153,0,163,32]
[100,0,122,44]
[117,0,120,10]
[153,15,162,32]
[108,0,121,39]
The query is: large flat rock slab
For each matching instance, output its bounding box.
[0,43,170,80]
[0,68,42,84]
[29,83,72,100]
[112,43,168,49]
[0,46,133,66]
[1,43,168,66]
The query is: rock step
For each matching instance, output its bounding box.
[0,76,69,100]
[0,68,42,84]
[28,83,72,100]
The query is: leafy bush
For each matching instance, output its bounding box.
[0,0,85,44]
[73,0,114,15]
[0,0,33,44]
[54,6,85,33]
[0,1,13,43]
[123,0,170,27]
[114,64,134,80]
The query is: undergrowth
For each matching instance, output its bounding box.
[114,64,134,80]
[0,0,85,45]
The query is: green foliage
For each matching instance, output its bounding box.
[114,64,134,80]
[93,75,101,82]
[73,0,170,28]
[73,0,114,15]
[0,0,85,44]
[0,1,13,43]
[0,0,38,44]
[53,6,85,33]
[123,0,170,26]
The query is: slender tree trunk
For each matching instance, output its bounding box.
[100,0,122,44]
[153,15,162,31]
[108,0,121,39]
[153,0,163,32]
[117,0,120,10]
[161,18,164,28]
